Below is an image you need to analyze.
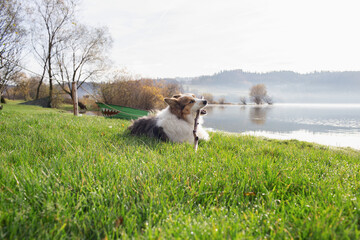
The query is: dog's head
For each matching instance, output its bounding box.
[164,93,208,120]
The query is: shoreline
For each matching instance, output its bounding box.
[206,128,360,151]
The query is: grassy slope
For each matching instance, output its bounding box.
[1,102,359,239]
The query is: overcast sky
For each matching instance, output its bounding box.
[79,0,360,78]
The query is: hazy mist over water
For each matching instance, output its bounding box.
[203,104,360,149]
[179,70,360,103]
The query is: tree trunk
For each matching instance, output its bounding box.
[35,77,43,100]
[35,64,47,100]
[48,45,53,108]
[48,68,53,107]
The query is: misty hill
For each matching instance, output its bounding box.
[175,70,360,103]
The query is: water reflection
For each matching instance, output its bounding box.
[249,106,271,125]
[218,105,226,111]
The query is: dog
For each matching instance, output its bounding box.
[128,93,209,143]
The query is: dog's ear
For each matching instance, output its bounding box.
[164,98,179,107]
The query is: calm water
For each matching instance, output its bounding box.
[203,104,360,149]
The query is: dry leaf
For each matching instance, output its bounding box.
[115,216,124,228]
[244,192,256,196]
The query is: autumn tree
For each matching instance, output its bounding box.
[97,69,134,105]
[30,0,76,106]
[157,80,182,98]
[98,74,181,110]
[12,72,31,100]
[99,79,163,110]
[249,84,268,105]
[0,0,24,107]
[54,23,112,101]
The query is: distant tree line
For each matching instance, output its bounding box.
[200,84,273,105]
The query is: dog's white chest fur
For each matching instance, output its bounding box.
[156,107,209,143]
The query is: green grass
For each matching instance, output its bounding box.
[1,102,360,239]
[58,103,99,112]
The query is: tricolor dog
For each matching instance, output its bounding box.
[129,93,209,143]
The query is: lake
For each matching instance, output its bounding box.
[203,104,360,149]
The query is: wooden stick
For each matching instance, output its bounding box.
[193,109,200,151]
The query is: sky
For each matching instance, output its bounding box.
[79,0,360,78]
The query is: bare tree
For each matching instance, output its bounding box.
[249,84,267,105]
[240,96,247,105]
[54,24,112,101]
[0,47,22,103]
[0,0,24,107]
[30,0,76,106]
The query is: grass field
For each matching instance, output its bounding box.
[1,101,360,239]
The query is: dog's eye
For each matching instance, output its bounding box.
[189,100,195,103]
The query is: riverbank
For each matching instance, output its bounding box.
[1,102,359,239]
